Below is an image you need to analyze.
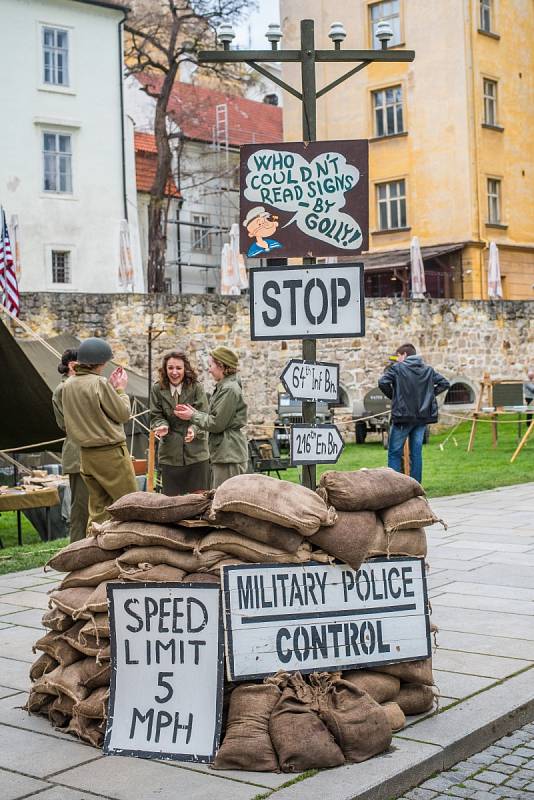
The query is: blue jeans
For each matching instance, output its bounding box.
[388,423,426,484]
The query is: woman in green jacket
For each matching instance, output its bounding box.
[150,350,210,495]
[175,347,248,489]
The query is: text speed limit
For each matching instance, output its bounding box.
[249,263,364,341]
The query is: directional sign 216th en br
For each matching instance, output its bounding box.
[290,423,343,466]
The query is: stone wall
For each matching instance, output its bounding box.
[15,293,534,439]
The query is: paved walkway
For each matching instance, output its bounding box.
[0,482,533,800]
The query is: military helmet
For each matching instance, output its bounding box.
[77,337,113,365]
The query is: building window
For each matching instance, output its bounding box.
[192,214,211,252]
[263,93,279,106]
[483,79,498,125]
[370,1,401,48]
[43,27,69,86]
[480,0,492,32]
[43,132,72,193]
[52,250,71,283]
[377,179,407,230]
[487,178,501,223]
[373,85,404,137]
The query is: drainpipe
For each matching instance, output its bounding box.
[118,9,128,220]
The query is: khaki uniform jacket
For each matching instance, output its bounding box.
[52,379,81,474]
[61,366,131,448]
[150,381,210,467]
[192,374,248,464]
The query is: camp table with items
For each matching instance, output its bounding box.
[0,486,60,545]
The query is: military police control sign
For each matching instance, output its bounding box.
[104,583,223,762]
[222,559,431,681]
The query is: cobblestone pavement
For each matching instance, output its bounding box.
[396,722,534,800]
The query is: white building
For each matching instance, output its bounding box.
[126,73,283,294]
[0,0,143,294]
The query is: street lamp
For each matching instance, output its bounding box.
[199,20,414,489]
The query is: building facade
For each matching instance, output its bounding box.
[280,0,534,299]
[0,0,140,294]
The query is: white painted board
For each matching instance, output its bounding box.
[280,359,339,402]
[104,583,223,762]
[290,423,344,465]
[222,559,431,681]
[249,263,364,340]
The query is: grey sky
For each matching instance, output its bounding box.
[234,0,280,49]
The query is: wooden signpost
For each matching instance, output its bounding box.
[104,583,223,763]
[222,559,431,681]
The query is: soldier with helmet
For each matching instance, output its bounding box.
[61,337,137,528]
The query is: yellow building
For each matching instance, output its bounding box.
[280,0,534,299]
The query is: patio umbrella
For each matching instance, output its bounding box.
[118,219,134,291]
[410,236,426,298]
[487,241,503,299]
[221,223,247,295]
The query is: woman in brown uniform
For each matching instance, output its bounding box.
[150,351,210,495]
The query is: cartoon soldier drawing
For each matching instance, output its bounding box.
[243,206,283,257]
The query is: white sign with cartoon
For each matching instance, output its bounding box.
[240,140,369,259]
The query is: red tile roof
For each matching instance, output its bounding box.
[134,131,180,197]
[134,73,283,147]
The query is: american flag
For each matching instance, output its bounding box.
[0,208,19,317]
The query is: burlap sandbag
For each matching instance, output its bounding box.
[318,468,424,511]
[382,701,406,732]
[212,684,280,772]
[309,511,379,569]
[67,712,105,748]
[269,674,345,772]
[46,537,122,573]
[209,509,304,553]
[85,662,111,690]
[197,530,312,564]
[76,686,109,719]
[33,630,83,667]
[120,564,187,583]
[37,662,90,702]
[206,557,246,574]
[380,498,444,533]
[183,572,220,584]
[368,526,427,558]
[48,587,94,618]
[79,614,110,642]
[95,520,200,552]
[117,547,224,573]
[396,683,436,715]
[49,693,75,727]
[343,670,400,703]
[66,625,111,661]
[30,653,58,682]
[59,560,120,589]
[26,689,54,715]
[212,474,337,536]
[316,675,392,763]
[42,607,73,633]
[371,657,433,686]
[73,580,123,620]
[107,490,212,523]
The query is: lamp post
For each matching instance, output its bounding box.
[200,19,414,489]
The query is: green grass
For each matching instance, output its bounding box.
[0,416,532,576]
[280,416,534,497]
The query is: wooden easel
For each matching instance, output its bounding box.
[467,373,498,451]
[511,416,534,463]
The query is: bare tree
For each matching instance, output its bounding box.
[125,0,250,293]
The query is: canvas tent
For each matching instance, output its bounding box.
[0,321,149,456]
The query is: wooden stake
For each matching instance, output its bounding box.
[510,417,534,463]
[403,439,410,475]
[147,430,156,492]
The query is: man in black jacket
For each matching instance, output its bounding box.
[378,343,450,483]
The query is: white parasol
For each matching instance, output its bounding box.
[220,223,248,295]
[410,235,426,298]
[487,241,503,299]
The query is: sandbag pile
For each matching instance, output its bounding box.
[27,468,441,763]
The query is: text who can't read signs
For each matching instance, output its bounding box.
[240,140,369,259]
[104,583,223,763]
[222,559,431,681]
[249,263,364,341]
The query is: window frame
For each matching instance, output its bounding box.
[372,84,405,138]
[51,250,72,284]
[483,78,498,126]
[479,0,492,33]
[376,178,408,231]
[42,25,69,87]
[42,131,73,195]
[368,0,402,49]
[487,177,501,224]
[191,214,212,253]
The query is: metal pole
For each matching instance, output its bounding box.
[147,323,153,404]
[300,19,317,491]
